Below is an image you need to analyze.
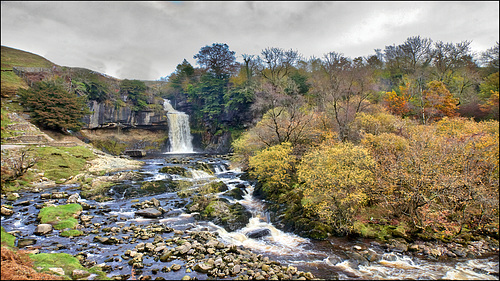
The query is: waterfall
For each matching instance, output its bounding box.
[163,99,194,153]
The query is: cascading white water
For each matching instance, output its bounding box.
[163,99,194,153]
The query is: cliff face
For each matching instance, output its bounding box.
[82,101,168,129]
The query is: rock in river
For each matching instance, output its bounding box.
[34,224,53,235]
[135,208,163,218]
[246,228,271,239]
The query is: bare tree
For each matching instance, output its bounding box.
[1,147,38,190]
[431,40,472,83]
[312,52,375,141]
[259,47,301,87]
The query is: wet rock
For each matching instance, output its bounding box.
[194,262,214,273]
[94,236,121,245]
[79,201,94,210]
[362,249,379,262]
[41,193,51,199]
[345,251,368,265]
[1,205,14,216]
[72,269,90,279]
[51,192,68,199]
[17,239,36,248]
[223,187,245,200]
[48,267,65,275]
[34,224,53,235]
[246,228,271,239]
[14,200,31,206]
[388,238,408,252]
[150,198,160,207]
[171,263,182,271]
[176,242,192,255]
[135,208,163,218]
[66,193,80,203]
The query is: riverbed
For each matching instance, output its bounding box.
[1,153,498,280]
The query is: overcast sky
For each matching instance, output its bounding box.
[2,1,499,80]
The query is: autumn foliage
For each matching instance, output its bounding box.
[297,142,375,234]
[1,247,62,280]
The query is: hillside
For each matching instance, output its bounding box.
[1,46,58,96]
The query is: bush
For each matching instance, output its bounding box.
[297,142,375,234]
[19,81,90,132]
[38,204,82,230]
[248,142,296,202]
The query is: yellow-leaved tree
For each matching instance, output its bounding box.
[297,142,376,234]
[248,142,297,203]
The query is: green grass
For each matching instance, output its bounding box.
[29,252,110,280]
[37,204,82,230]
[1,71,29,95]
[1,45,55,70]
[34,146,95,182]
[60,229,84,237]
[1,226,16,248]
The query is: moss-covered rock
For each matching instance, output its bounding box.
[187,195,251,232]
[37,204,82,230]
[159,166,188,176]
[29,252,109,280]
[193,162,214,175]
[223,187,245,200]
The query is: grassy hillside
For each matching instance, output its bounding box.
[1,45,57,96]
[1,45,55,69]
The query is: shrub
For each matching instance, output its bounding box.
[297,142,376,234]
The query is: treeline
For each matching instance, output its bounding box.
[159,36,499,240]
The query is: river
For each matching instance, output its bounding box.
[1,153,498,280]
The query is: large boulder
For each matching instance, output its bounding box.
[34,224,53,235]
[246,228,271,239]
[135,208,163,218]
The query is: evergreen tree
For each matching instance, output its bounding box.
[19,81,90,133]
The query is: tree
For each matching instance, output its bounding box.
[422,80,459,122]
[481,41,499,74]
[361,118,498,235]
[431,40,472,84]
[86,80,110,103]
[1,147,38,191]
[259,47,301,88]
[384,83,412,117]
[312,51,375,141]
[193,43,238,78]
[297,142,376,234]
[248,142,296,203]
[19,81,89,133]
[120,79,148,111]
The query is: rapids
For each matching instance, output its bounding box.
[1,153,498,280]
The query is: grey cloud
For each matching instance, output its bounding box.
[2,1,498,80]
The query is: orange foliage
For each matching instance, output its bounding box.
[422,80,459,121]
[1,246,63,280]
[384,83,411,116]
[480,90,499,120]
